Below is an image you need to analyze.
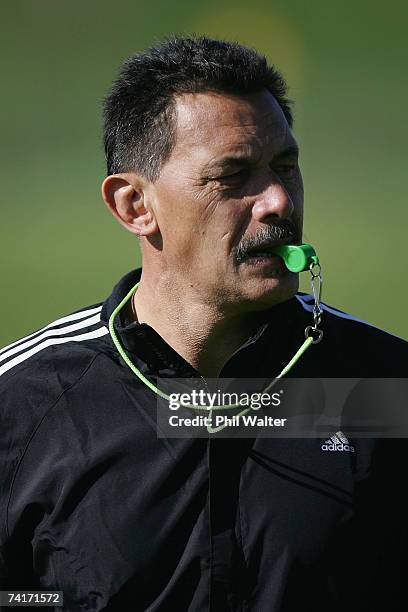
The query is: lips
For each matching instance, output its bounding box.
[242,250,286,271]
[245,238,293,259]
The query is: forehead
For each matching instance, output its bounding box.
[170,90,294,165]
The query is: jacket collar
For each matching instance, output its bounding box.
[101,268,307,378]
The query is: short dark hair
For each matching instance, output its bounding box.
[103,36,293,181]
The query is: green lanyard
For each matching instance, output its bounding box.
[108,264,323,433]
[109,280,314,403]
[108,244,323,433]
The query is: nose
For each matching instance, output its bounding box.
[251,177,294,223]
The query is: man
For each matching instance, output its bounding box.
[0,36,407,611]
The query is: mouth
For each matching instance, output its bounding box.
[242,253,285,271]
[234,219,299,267]
[243,238,294,262]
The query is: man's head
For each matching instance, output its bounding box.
[102,36,304,313]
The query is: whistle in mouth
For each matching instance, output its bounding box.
[271,243,319,272]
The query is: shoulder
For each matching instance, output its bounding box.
[0,303,118,543]
[0,302,111,410]
[295,293,408,375]
[296,292,407,345]
[0,303,111,500]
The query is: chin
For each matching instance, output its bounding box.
[240,272,299,310]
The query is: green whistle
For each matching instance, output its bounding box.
[271,243,319,272]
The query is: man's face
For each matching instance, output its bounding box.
[147,89,304,312]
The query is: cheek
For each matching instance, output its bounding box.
[286,180,304,229]
[153,188,202,253]
[290,176,304,208]
[153,177,246,262]
[199,197,253,264]
[159,208,211,266]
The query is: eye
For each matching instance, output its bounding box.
[218,168,250,182]
[274,163,299,180]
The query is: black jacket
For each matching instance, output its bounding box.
[1,269,407,611]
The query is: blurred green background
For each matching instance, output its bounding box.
[1,0,407,345]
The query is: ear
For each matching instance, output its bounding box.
[101,173,159,236]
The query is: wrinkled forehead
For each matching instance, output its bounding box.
[171,90,293,165]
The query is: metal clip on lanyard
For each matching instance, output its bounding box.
[306,262,323,344]
[271,243,324,345]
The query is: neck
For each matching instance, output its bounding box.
[132,271,265,378]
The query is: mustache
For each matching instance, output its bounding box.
[234,220,299,264]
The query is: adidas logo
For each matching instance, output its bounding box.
[321,431,355,453]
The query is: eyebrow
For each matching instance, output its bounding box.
[204,145,300,172]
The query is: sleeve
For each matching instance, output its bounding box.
[0,366,53,588]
